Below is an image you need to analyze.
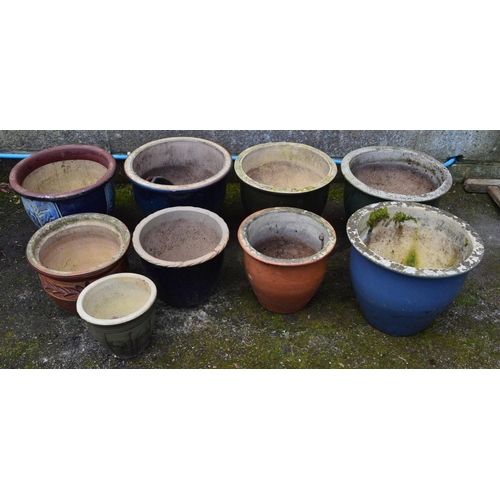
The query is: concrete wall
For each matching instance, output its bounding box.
[2,130,500,161]
[2,130,500,184]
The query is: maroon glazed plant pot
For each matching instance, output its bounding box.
[9,144,116,228]
[26,213,131,314]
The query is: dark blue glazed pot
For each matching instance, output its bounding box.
[347,202,484,336]
[9,145,116,228]
[341,146,452,220]
[132,206,230,308]
[124,137,232,216]
[234,142,337,216]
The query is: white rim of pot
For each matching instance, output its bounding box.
[238,207,337,267]
[341,146,453,202]
[132,206,230,268]
[234,142,337,194]
[124,137,232,191]
[26,213,131,277]
[346,201,485,278]
[76,273,157,326]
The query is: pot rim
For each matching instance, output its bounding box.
[124,137,232,192]
[9,144,116,201]
[346,201,485,278]
[341,146,453,202]
[76,272,157,326]
[132,206,230,268]
[238,207,337,267]
[26,213,131,278]
[234,142,337,194]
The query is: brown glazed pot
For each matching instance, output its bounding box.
[238,207,337,313]
[26,213,130,314]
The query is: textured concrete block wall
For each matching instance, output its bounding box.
[1,130,500,161]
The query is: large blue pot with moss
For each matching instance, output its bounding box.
[347,201,484,336]
[124,137,232,216]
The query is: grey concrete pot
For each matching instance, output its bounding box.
[341,146,453,219]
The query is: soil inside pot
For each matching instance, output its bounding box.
[254,236,318,259]
[142,164,214,185]
[40,234,121,272]
[246,161,324,189]
[142,218,220,262]
[353,162,436,195]
[22,160,108,194]
[366,224,463,269]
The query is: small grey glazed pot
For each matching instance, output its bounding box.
[76,273,157,359]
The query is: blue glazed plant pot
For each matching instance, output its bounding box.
[234,142,337,215]
[132,206,230,308]
[341,146,452,220]
[124,137,232,216]
[9,145,116,228]
[346,201,484,336]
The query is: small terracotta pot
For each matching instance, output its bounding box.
[124,137,232,216]
[77,273,157,359]
[132,206,230,308]
[238,207,337,313]
[9,144,116,228]
[26,213,130,314]
[234,142,337,215]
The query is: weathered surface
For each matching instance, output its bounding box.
[464,178,500,193]
[1,178,500,369]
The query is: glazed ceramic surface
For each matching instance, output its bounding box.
[132,206,230,308]
[26,213,130,314]
[234,142,337,215]
[238,207,337,313]
[9,145,116,228]
[347,201,484,336]
[124,137,232,216]
[341,146,452,219]
[77,273,157,359]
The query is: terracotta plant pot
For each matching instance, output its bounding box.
[238,207,337,313]
[347,201,484,336]
[341,146,453,219]
[77,273,157,359]
[124,137,232,216]
[9,144,116,228]
[234,142,337,215]
[132,206,230,308]
[26,213,130,314]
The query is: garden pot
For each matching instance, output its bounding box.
[124,137,232,216]
[341,146,453,220]
[132,206,230,308]
[26,213,130,314]
[234,142,337,215]
[238,207,337,313]
[9,144,116,228]
[347,201,484,336]
[76,273,157,359]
